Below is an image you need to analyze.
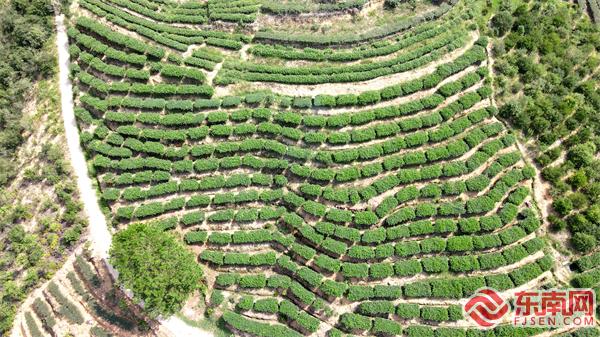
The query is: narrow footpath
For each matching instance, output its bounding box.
[56,14,112,259]
[55,13,213,337]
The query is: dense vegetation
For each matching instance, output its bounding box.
[1,0,592,335]
[0,0,62,185]
[110,223,204,318]
[0,0,89,334]
[490,0,600,254]
[486,0,600,317]
[63,0,568,335]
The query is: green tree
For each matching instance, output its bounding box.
[110,223,203,318]
[384,0,413,9]
[567,143,596,168]
[586,205,600,225]
[568,170,588,190]
[572,233,596,253]
[552,197,573,216]
[491,11,514,36]
[0,301,16,333]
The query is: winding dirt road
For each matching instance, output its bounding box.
[56,14,112,259]
[55,13,213,337]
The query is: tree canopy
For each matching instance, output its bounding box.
[490,10,513,36]
[110,223,204,318]
[572,232,597,253]
[492,0,600,256]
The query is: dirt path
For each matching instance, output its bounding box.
[240,44,250,61]
[55,13,215,337]
[207,62,223,87]
[515,141,553,226]
[56,14,112,259]
[183,44,205,58]
[158,317,213,337]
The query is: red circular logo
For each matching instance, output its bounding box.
[464,288,510,327]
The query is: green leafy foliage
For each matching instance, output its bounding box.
[110,223,203,317]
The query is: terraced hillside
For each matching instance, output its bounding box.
[13,251,156,337]
[63,0,588,336]
[575,0,600,22]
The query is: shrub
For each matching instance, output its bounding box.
[293,96,312,108]
[420,237,446,254]
[288,282,315,305]
[446,236,473,252]
[347,285,374,301]
[339,313,372,332]
[357,300,395,316]
[208,232,232,245]
[222,311,301,337]
[375,243,395,259]
[480,215,502,231]
[374,285,402,299]
[403,281,431,298]
[239,275,267,288]
[395,260,423,277]
[303,200,327,217]
[184,231,208,244]
[503,245,529,265]
[237,295,254,311]
[362,228,386,244]
[267,275,291,289]
[370,263,394,279]
[297,267,322,288]
[509,263,543,286]
[341,263,369,278]
[406,326,434,337]
[321,238,348,256]
[449,255,480,273]
[47,282,84,324]
[485,274,514,291]
[372,318,402,336]
[291,243,316,260]
[422,257,449,273]
[498,226,526,245]
[181,211,204,226]
[200,250,224,265]
[395,241,421,257]
[354,210,379,227]
[430,279,463,298]
[574,252,600,272]
[409,220,434,236]
[335,225,361,242]
[32,297,56,329]
[387,207,416,226]
[254,298,279,314]
[337,94,358,106]
[314,94,336,107]
[358,91,381,105]
[448,305,463,321]
[326,208,353,223]
[296,312,320,333]
[319,280,347,298]
[421,306,449,322]
[397,303,420,319]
